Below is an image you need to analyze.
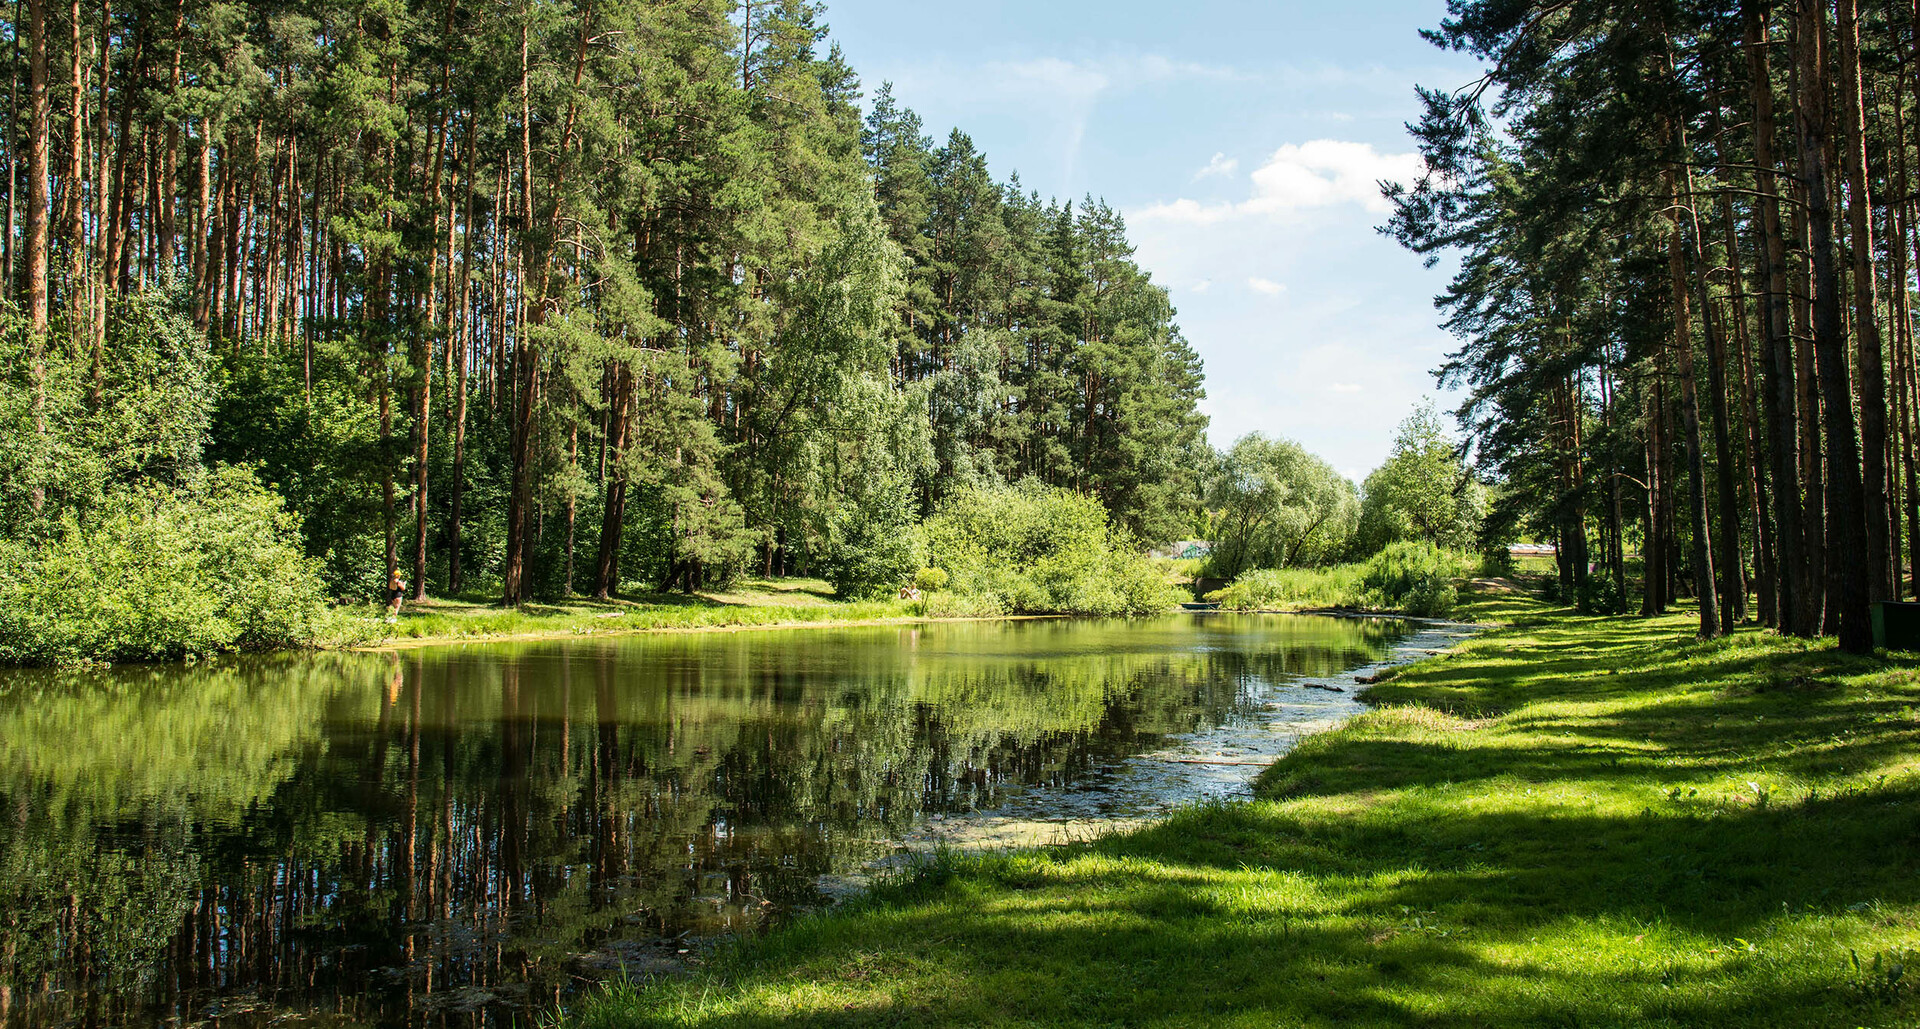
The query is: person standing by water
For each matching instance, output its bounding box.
[386,571,407,624]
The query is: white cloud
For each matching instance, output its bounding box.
[1248,277,1286,295]
[1191,280,1211,292]
[1135,139,1424,224]
[1248,140,1419,213]
[1193,152,1238,181]
[1329,382,1363,393]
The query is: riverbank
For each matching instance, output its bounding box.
[353,570,1475,654]
[350,578,925,650]
[568,584,1920,1028]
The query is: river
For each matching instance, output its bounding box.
[0,613,1456,1028]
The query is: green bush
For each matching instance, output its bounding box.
[1206,544,1470,617]
[1359,541,1469,617]
[922,480,1181,616]
[1205,566,1366,611]
[914,566,950,593]
[0,466,329,664]
[819,490,922,601]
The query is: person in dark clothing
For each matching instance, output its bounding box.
[386,571,407,624]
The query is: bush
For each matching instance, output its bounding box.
[1205,543,1470,617]
[922,480,1181,616]
[1359,541,1469,617]
[1478,547,1516,578]
[1205,566,1366,611]
[0,466,329,664]
[820,507,921,600]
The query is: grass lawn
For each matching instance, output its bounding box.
[354,577,921,648]
[568,584,1920,1028]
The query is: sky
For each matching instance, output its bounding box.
[816,0,1488,481]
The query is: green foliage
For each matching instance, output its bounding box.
[208,345,386,598]
[1357,541,1470,617]
[0,295,331,665]
[0,292,212,531]
[1205,565,1368,611]
[819,495,922,601]
[0,0,1215,650]
[0,466,328,664]
[921,480,1180,616]
[1354,403,1485,557]
[1207,543,1472,616]
[1205,432,1359,578]
[913,566,950,593]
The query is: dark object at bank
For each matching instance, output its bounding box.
[1181,601,1221,612]
[1303,682,1346,693]
[1871,601,1920,651]
[1192,577,1228,600]
[1354,674,1378,684]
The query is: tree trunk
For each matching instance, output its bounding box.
[502,15,538,605]
[1644,366,1668,616]
[1744,0,1802,633]
[1795,0,1871,651]
[1685,162,1745,628]
[66,0,87,351]
[26,0,50,336]
[593,363,634,599]
[1835,0,1892,604]
[1664,155,1722,639]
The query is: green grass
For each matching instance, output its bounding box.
[342,577,922,648]
[566,584,1920,1028]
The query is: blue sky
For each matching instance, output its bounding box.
[817,0,1486,480]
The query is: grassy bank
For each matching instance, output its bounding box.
[354,578,921,649]
[570,585,1920,1028]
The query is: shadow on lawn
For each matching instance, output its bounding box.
[647,790,1897,1027]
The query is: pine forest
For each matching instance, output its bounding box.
[1392,0,1920,653]
[0,0,1206,621]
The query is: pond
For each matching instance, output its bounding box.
[0,613,1444,1028]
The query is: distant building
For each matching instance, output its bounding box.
[1509,543,1557,557]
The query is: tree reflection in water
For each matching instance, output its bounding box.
[0,614,1407,1027]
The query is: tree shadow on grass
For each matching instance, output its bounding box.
[636,801,1908,1027]
[672,779,1920,1027]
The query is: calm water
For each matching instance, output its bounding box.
[0,614,1417,1028]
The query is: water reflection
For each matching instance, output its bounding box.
[0,614,1407,1027]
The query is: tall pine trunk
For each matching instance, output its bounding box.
[1835,0,1892,604]
[1795,0,1871,651]
[1663,151,1722,639]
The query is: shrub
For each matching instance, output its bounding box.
[1206,566,1366,611]
[819,501,921,600]
[1359,541,1469,617]
[922,480,1181,616]
[1206,544,1470,617]
[0,466,329,664]
[914,566,950,593]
